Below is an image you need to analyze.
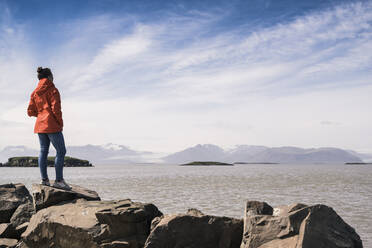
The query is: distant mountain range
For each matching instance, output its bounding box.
[0,143,159,165]
[0,143,371,165]
[162,144,370,164]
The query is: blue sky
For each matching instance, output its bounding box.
[0,0,371,153]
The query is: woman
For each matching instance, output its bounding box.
[27,67,70,190]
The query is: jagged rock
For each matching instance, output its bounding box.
[14,223,28,236]
[22,198,162,248]
[272,203,308,216]
[241,201,363,248]
[14,241,28,248]
[0,224,17,239]
[144,210,243,248]
[245,201,273,216]
[10,202,34,229]
[0,184,32,223]
[0,238,18,248]
[32,183,101,211]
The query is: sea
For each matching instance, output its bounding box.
[1,163,371,246]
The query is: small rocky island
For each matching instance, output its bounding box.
[234,162,280,164]
[0,183,363,248]
[180,161,234,166]
[0,156,92,167]
[345,162,372,165]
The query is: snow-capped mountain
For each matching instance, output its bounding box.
[163,144,365,164]
[0,143,369,165]
[0,143,158,165]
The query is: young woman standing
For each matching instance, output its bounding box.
[27,67,70,190]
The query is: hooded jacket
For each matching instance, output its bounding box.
[27,78,63,133]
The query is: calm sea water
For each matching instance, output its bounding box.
[1,163,371,246]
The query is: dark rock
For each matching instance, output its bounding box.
[22,198,162,248]
[0,238,18,248]
[0,184,32,223]
[31,183,100,211]
[0,224,17,239]
[241,202,363,248]
[10,202,34,229]
[144,211,243,248]
[244,201,273,216]
[14,223,28,236]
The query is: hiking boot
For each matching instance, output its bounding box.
[53,179,72,190]
[40,178,50,186]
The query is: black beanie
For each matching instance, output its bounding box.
[37,67,52,80]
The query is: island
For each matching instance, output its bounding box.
[234,162,279,164]
[180,161,233,166]
[345,162,372,165]
[0,156,93,167]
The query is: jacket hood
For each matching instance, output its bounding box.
[34,78,55,96]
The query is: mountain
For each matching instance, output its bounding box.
[0,143,158,165]
[163,144,226,164]
[0,143,369,165]
[163,144,364,164]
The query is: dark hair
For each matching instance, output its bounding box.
[37,67,52,80]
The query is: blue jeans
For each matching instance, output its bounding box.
[38,132,66,181]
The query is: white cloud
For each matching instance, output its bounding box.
[1,2,372,154]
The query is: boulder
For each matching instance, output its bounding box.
[144,209,243,248]
[241,201,363,248]
[22,198,162,248]
[0,224,17,239]
[10,202,34,229]
[0,184,32,223]
[0,238,18,248]
[32,183,101,211]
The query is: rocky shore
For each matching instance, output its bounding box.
[0,183,363,248]
[0,156,92,167]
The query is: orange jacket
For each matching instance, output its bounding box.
[27,78,63,133]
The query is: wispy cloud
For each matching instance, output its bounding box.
[1,1,372,153]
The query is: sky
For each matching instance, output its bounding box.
[0,0,371,154]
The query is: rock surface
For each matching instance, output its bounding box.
[0,184,32,223]
[0,224,17,239]
[22,198,162,248]
[241,201,363,248]
[144,209,243,248]
[32,183,101,211]
[0,238,18,248]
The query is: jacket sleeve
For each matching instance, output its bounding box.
[49,88,63,127]
[27,93,38,117]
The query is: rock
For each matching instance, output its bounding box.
[14,241,28,248]
[272,203,308,216]
[241,201,363,248]
[144,210,243,248]
[10,202,34,229]
[0,184,31,223]
[32,183,101,211]
[0,224,17,239]
[14,223,28,236]
[0,238,18,248]
[186,208,204,217]
[245,201,273,216]
[22,198,162,248]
